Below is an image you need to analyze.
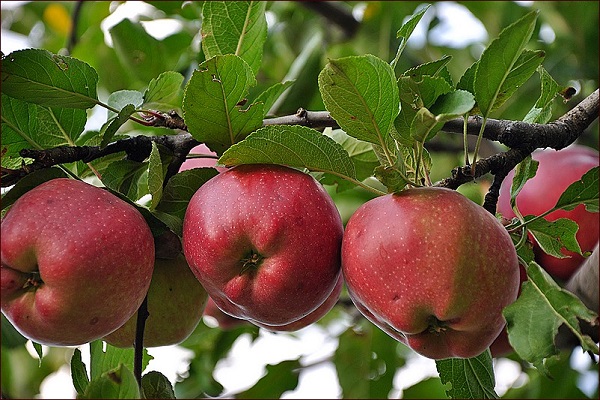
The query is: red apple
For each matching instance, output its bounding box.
[1,178,154,346]
[342,187,520,359]
[203,297,249,330]
[104,254,208,348]
[497,145,599,280]
[255,274,343,332]
[182,164,343,327]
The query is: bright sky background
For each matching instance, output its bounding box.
[2,1,595,399]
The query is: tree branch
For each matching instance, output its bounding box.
[301,1,360,39]
[3,90,598,192]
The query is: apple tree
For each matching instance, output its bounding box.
[1,1,598,399]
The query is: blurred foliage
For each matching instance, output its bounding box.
[1,1,598,399]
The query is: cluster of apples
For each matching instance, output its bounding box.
[1,144,596,360]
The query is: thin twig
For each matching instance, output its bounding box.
[66,1,84,55]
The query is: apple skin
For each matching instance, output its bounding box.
[342,187,520,360]
[103,254,208,348]
[182,164,343,327]
[497,145,599,281]
[254,274,343,332]
[1,178,155,347]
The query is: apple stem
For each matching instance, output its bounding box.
[239,251,264,275]
[22,273,43,291]
[133,295,149,388]
[427,316,448,334]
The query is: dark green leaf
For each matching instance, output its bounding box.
[1,315,27,348]
[182,55,263,155]
[474,11,538,117]
[553,166,598,213]
[201,1,268,75]
[141,371,175,399]
[71,349,90,396]
[526,216,582,258]
[435,350,499,399]
[503,262,599,373]
[100,104,136,148]
[156,167,219,222]
[237,360,300,399]
[509,155,538,209]
[218,125,357,184]
[1,49,99,108]
[319,54,399,159]
[147,143,172,210]
[100,159,149,201]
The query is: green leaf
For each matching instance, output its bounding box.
[523,66,561,124]
[1,94,39,167]
[509,155,538,209]
[1,49,99,109]
[71,349,90,396]
[147,142,172,210]
[32,342,43,363]
[237,360,300,399]
[100,104,136,148]
[100,159,149,201]
[553,166,598,213]
[218,125,357,185]
[430,90,476,120]
[156,167,219,222]
[143,71,184,109]
[107,90,144,120]
[492,49,546,111]
[182,54,263,155]
[81,364,141,399]
[320,129,380,191]
[503,262,599,373]
[89,340,153,382]
[1,168,68,212]
[255,80,295,117]
[410,107,438,142]
[201,1,268,75]
[334,323,405,398]
[402,377,448,399]
[526,216,582,258]
[319,54,399,163]
[402,54,453,83]
[391,4,431,69]
[1,315,27,349]
[435,350,499,399]
[1,94,87,167]
[398,75,453,109]
[474,11,538,117]
[109,19,166,83]
[141,371,175,399]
